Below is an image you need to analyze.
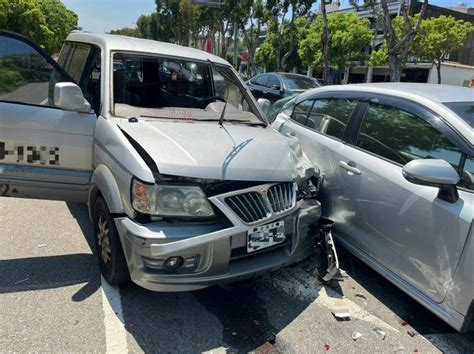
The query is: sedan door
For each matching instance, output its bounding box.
[275,94,362,236]
[265,74,284,102]
[0,31,96,202]
[336,96,473,303]
[248,74,270,100]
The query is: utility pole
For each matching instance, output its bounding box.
[233,21,238,69]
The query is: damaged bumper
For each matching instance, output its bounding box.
[114,195,330,292]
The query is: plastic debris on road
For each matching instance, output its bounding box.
[351,331,362,341]
[372,327,386,339]
[14,278,29,285]
[324,343,331,351]
[331,299,351,320]
[407,330,417,337]
[355,293,367,300]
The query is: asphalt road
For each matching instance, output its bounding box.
[1,197,473,353]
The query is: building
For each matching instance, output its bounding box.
[325,0,474,85]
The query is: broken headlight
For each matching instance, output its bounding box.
[131,179,215,218]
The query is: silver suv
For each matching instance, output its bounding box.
[0,31,337,291]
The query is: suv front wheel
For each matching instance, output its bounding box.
[93,196,130,286]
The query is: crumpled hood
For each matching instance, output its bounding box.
[117,118,315,182]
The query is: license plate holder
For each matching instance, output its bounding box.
[247,220,285,253]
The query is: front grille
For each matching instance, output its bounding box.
[268,182,295,213]
[225,191,270,223]
[224,182,296,223]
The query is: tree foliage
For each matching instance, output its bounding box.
[297,13,372,72]
[0,0,78,54]
[414,15,473,83]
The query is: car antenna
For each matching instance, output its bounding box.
[218,89,229,127]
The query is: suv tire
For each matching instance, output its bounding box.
[93,196,130,286]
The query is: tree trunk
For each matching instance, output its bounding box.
[343,66,350,84]
[307,64,314,78]
[388,54,401,82]
[321,0,330,85]
[366,65,373,83]
[436,59,442,84]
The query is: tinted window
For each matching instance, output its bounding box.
[267,95,296,122]
[64,44,91,84]
[291,99,313,125]
[281,75,319,90]
[82,50,101,114]
[306,98,356,139]
[267,75,280,89]
[357,104,463,167]
[444,101,474,128]
[255,74,269,87]
[0,34,69,106]
[461,157,474,191]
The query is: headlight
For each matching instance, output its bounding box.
[131,179,215,217]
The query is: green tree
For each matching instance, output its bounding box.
[297,13,372,82]
[414,15,474,84]
[0,0,77,54]
[109,27,142,38]
[351,0,428,82]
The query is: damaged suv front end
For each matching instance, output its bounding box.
[100,48,337,291]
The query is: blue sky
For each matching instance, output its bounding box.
[62,0,470,33]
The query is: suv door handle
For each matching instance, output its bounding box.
[339,161,361,175]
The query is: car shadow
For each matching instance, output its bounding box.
[0,203,101,301]
[335,243,474,339]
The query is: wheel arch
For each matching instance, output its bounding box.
[88,164,124,222]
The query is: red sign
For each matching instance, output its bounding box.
[204,37,213,54]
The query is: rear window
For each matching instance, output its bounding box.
[281,75,319,91]
[444,101,474,128]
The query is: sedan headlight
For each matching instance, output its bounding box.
[131,179,215,217]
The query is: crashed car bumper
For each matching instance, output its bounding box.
[114,199,325,292]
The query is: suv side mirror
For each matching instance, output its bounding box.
[257,98,271,116]
[402,159,460,203]
[54,82,91,113]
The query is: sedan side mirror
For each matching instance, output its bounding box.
[402,159,460,203]
[257,98,271,116]
[54,82,91,113]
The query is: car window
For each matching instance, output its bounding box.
[63,43,92,84]
[255,74,269,87]
[306,98,357,139]
[281,75,319,90]
[444,101,474,128]
[267,75,280,90]
[82,50,101,114]
[357,104,463,169]
[267,95,296,122]
[461,156,474,191]
[291,99,313,125]
[0,34,70,107]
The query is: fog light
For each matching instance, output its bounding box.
[164,256,184,271]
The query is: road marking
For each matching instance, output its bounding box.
[101,276,128,353]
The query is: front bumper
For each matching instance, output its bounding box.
[114,198,322,292]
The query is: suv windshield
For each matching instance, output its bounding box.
[444,101,474,128]
[281,75,319,91]
[112,52,263,123]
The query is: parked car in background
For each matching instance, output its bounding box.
[271,83,474,332]
[247,72,319,102]
[0,30,338,292]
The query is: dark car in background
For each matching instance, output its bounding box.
[246,72,319,102]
